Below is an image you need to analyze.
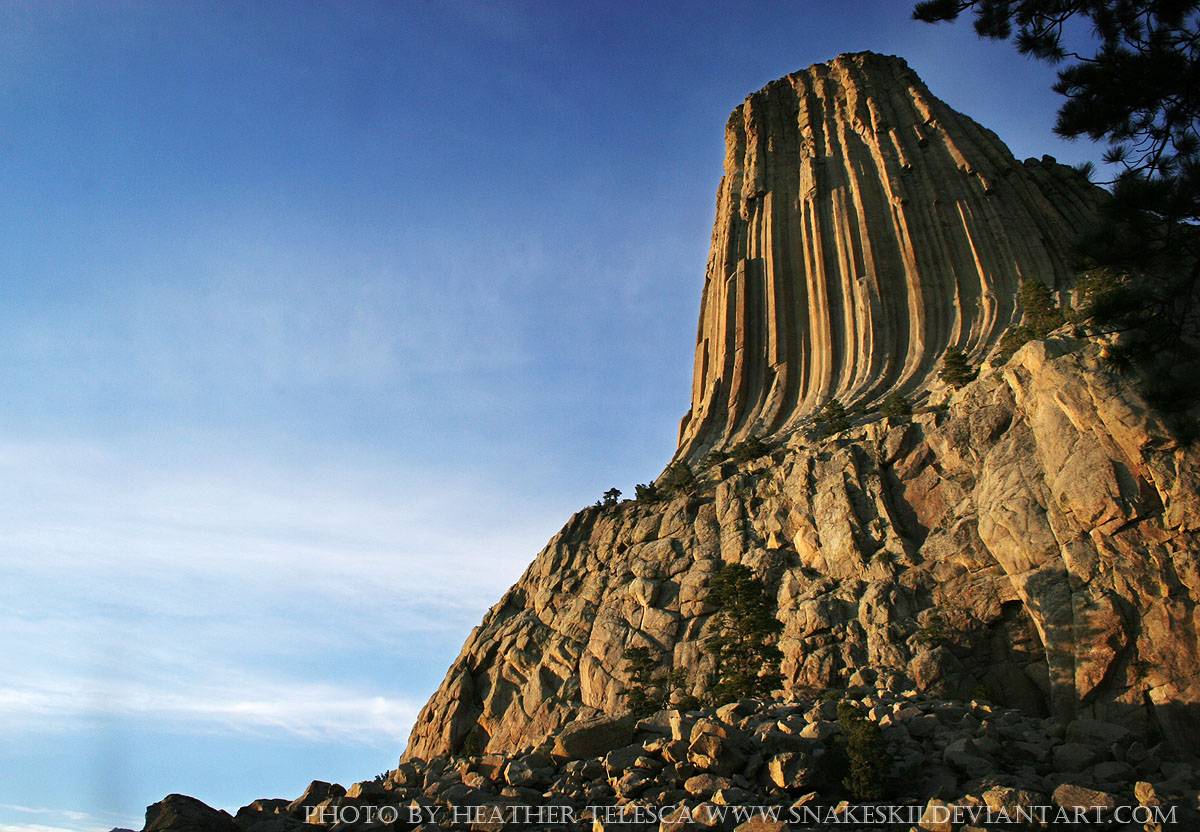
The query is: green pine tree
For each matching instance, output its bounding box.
[704,564,783,704]
[812,399,850,439]
[939,347,978,388]
[727,435,769,463]
[660,461,696,495]
[621,646,692,716]
[634,482,661,502]
[881,391,912,418]
[1019,279,1064,336]
[996,279,1067,363]
[836,701,888,800]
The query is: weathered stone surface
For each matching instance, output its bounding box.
[233,798,290,830]
[284,783,345,819]
[145,795,239,832]
[982,786,1045,816]
[675,52,1103,458]
[406,336,1200,762]
[732,819,788,832]
[162,685,1200,832]
[765,751,814,790]
[552,713,636,760]
[1052,783,1118,811]
[682,773,733,796]
[1053,742,1102,773]
[341,780,386,800]
[401,54,1199,768]
[942,738,993,778]
[918,798,954,832]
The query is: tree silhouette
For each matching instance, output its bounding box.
[621,646,694,716]
[660,461,696,495]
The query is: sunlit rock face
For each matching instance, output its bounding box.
[676,52,1102,459]
[402,55,1200,765]
[403,337,1200,762]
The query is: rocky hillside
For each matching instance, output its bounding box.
[675,52,1103,459]
[403,335,1200,762]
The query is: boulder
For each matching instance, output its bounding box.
[285,783,345,818]
[1052,742,1102,773]
[145,795,240,832]
[682,773,733,797]
[1052,783,1117,811]
[553,714,635,759]
[765,752,814,790]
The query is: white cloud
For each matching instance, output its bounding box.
[0,804,139,832]
[0,436,556,747]
[0,436,543,597]
[0,673,420,745]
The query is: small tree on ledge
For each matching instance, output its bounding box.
[996,279,1067,364]
[881,391,912,417]
[660,461,696,495]
[727,435,769,463]
[812,398,850,439]
[634,482,661,502]
[939,347,978,388]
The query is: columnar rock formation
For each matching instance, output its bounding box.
[402,55,1199,766]
[676,52,1101,459]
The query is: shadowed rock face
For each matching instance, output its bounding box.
[676,52,1102,460]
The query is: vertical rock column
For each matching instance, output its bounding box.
[677,52,1102,459]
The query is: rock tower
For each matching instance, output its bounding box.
[677,52,1099,459]
[403,54,1200,762]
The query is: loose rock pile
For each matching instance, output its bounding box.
[143,687,1199,832]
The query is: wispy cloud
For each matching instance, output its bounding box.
[0,437,554,746]
[0,804,139,832]
[4,240,531,400]
[0,824,107,832]
[0,673,420,745]
[0,436,543,596]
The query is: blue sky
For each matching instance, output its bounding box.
[0,2,1102,829]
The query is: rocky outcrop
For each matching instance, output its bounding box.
[404,336,1200,762]
[143,794,240,832]
[400,51,1197,790]
[675,52,1103,459]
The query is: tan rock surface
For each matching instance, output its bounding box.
[404,337,1200,760]
[401,54,1197,764]
[675,52,1103,459]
